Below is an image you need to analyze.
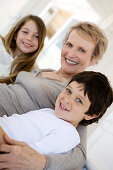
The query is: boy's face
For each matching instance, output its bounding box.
[55,81,91,126]
[61,30,97,76]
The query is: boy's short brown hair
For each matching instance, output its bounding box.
[69,71,113,126]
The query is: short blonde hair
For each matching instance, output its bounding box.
[63,22,108,61]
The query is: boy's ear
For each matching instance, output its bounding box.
[84,114,98,120]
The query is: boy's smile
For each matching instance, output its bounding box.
[55,81,91,127]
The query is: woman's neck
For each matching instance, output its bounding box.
[55,69,75,82]
[41,69,76,83]
[41,70,72,83]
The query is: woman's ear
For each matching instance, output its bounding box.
[89,58,98,66]
[84,114,98,120]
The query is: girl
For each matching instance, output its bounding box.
[0,14,46,83]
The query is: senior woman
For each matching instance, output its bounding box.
[0,22,108,170]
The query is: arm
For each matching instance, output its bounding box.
[45,124,87,170]
[0,125,86,170]
[0,134,46,170]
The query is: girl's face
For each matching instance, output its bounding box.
[60,30,97,75]
[14,20,39,56]
[55,81,91,127]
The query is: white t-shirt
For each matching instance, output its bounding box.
[0,38,13,76]
[0,108,80,155]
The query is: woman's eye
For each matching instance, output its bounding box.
[66,88,71,94]
[22,31,27,34]
[79,48,86,53]
[66,43,72,47]
[76,98,82,104]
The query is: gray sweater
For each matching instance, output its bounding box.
[0,70,65,116]
[0,69,86,170]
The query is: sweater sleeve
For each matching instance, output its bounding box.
[45,124,87,170]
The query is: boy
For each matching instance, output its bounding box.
[0,71,112,155]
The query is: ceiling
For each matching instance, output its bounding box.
[0,0,113,33]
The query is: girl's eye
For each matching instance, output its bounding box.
[76,98,82,104]
[66,88,71,94]
[79,48,86,53]
[35,35,39,39]
[22,31,28,34]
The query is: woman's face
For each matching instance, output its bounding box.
[60,30,97,75]
[14,20,39,56]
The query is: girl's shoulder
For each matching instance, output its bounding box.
[0,36,4,45]
[0,36,6,52]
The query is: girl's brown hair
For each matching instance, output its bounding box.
[0,14,46,84]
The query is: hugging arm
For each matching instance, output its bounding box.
[45,124,87,170]
[0,126,6,144]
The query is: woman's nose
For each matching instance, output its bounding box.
[69,48,77,57]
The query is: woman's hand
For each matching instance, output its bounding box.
[0,134,46,170]
[0,126,6,144]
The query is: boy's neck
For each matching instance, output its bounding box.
[68,121,78,128]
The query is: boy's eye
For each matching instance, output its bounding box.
[76,98,82,104]
[66,88,71,94]
[79,48,86,53]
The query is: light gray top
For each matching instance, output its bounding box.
[0,69,66,116]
